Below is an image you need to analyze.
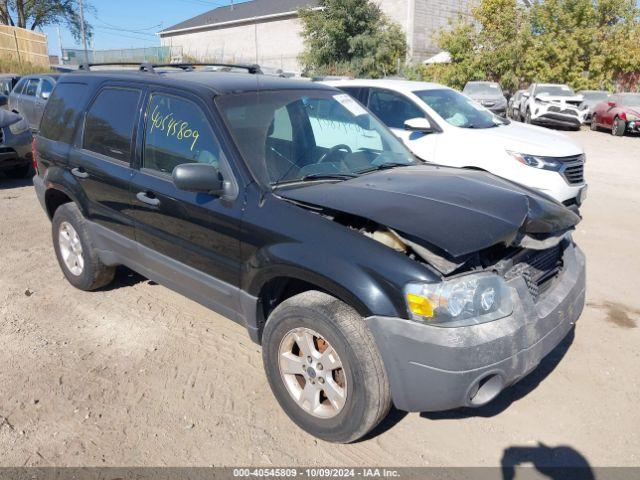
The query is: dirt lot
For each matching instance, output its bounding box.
[0,129,638,468]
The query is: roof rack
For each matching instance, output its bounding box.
[77,62,262,74]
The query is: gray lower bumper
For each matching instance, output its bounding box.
[365,244,586,412]
[33,174,47,212]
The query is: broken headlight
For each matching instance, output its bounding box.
[507,151,563,171]
[404,273,513,327]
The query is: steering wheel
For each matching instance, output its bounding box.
[317,144,352,163]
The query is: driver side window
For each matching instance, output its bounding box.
[368,89,423,129]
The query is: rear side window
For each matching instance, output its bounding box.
[83,87,141,163]
[39,82,89,143]
[13,77,28,95]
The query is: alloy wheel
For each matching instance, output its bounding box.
[58,221,84,276]
[278,327,347,419]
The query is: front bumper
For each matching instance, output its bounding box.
[0,128,32,170]
[533,113,582,128]
[365,243,585,412]
[626,120,640,132]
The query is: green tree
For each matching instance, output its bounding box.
[0,0,92,41]
[413,0,640,91]
[298,0,407,78]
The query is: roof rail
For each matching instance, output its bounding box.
[77,62,262,74]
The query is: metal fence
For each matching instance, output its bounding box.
[61,46,183,65]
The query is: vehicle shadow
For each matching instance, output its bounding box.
[501,442,595,480]
[97,266,151,291]
[0,175,32,190]
[421,328,575,420]
[357,406,409,442]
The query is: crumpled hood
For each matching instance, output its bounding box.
[279,165,580,258]
[0,109,22,128]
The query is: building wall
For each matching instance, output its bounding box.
[160,16,305,72]
[160,0,475,71]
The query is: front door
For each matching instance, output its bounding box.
[21,78,40,129]
[366,88,438,162]
[129,90,244,318]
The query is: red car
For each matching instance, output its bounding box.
[591,93,640,136]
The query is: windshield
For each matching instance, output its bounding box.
[581,91,609,101]
[535,85,575,97]
[618,93,640,107]
[414,89,506,129]
[463,82,503,96]
[216,89,417,188]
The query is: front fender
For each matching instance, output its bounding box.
[244,242,405,319]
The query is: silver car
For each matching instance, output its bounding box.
[8,74,59,132]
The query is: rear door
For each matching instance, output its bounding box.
[366,88,438,162]
[68,84,143,240]
[128,89,244,318]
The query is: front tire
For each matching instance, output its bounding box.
[590,115,598,131]
[612,116,626,136]
[52,203,115,291]
[262,291,391,443]
[525,109,532,124]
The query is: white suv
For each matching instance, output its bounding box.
[324,79,587,208]
[522,83,587,129]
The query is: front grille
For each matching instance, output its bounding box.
[548,105,578,116]
[504,245,564,301]
[561,158,585,185]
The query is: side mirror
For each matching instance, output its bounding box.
[404,117,433,133]
[607,101,616,107]
[41,91,50,100]
[522,92,530,98]
[0,94,8,107]
[172,163,224,195]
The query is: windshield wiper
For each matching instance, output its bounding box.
[356,162,410,174]
[301,172,358,181]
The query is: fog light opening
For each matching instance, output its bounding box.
[468,373,504,406]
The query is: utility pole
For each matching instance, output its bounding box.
[79,0,89,64]
[57,26,63,63]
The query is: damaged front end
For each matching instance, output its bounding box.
[278,165,581,324]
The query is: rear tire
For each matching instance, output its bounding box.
[262,291,391,443]
[52,203,115,291]
[4,164,32,179]
[612,116,626,136]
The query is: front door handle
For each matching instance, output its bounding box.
[136,191,161,207]
[71,167,89,179]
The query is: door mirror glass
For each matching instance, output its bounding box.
[404,117,433,133]
[41,91,50,100]
[172,163,224,195]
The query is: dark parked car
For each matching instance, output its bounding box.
[0,96,33,178]
[508,89,527,121]
[9,74,59,131]
[591,93,640,136]
[33,64,586,443]
[578,90,610,124]
[462,81,508,116]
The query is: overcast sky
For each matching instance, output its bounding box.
[42,0,247,55]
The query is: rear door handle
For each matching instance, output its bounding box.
[71,167,89,179]
[136,191,161,207]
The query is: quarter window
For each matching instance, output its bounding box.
[40,82,89,143]
[143,93,220,174]
[83,87,141,163]
[368,89,424,129]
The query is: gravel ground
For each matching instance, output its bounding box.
[0,128,638,468]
